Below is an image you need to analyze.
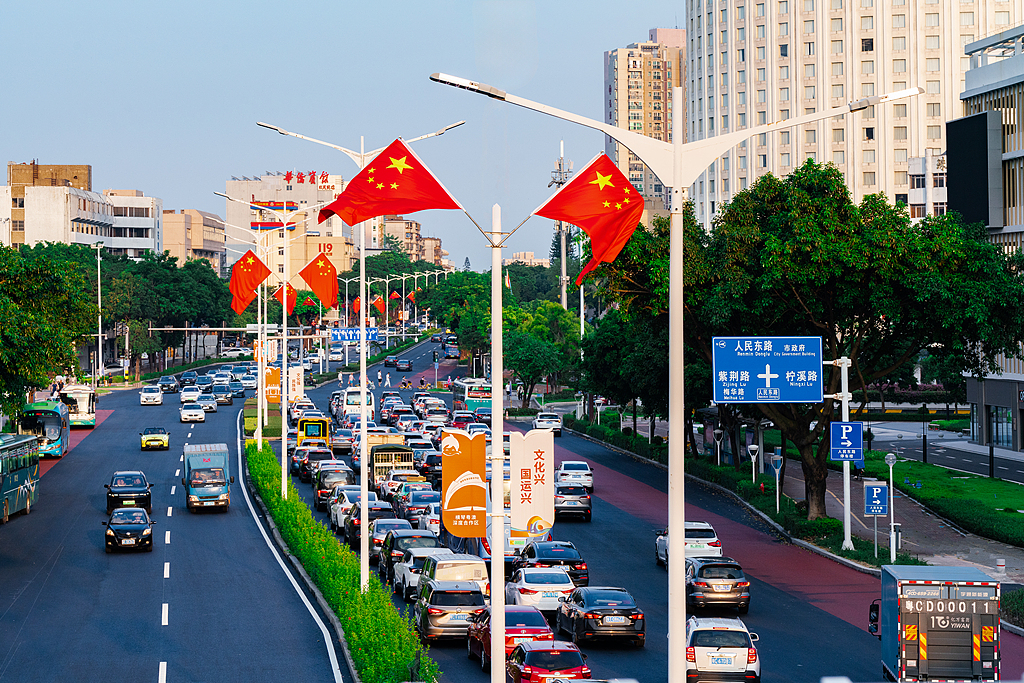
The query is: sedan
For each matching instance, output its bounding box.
[367,518,412,561]
[555,461,593,492]
[140,427,170,451]
[179,370,198,386]
[195,376,214,393]
[157,376,180,393]
[467,605,554,667]
[506,641,591,682]
[329,488,377,532]
[685,556,751,613]
[473,407,492,426]
[179,402,205,423]
[105,470,153,514]
[532,412,562,436]
[211,385,233,405]
[656,521,723,566]
[179,387,202,404]
[414,502,441,534]
[396,359,413,371]
[384,355,398,367]
[344,501,396,547]
[227,381,246,398]
[197,395,219,412]
[397,490,441,520]
[513,541,589,587]
[139,385,163,405]
[505,568,576,613]
[555,586,645,647]
[240,374,258,390]
[103,507,155,553]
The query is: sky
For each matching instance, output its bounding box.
[2,0,684,271]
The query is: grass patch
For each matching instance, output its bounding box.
[932,419,970,432]
[244,412,281,438]
[246,441,439,683]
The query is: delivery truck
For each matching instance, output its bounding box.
[182,443,235,512]
[368,444,414,490]
[869,565,1000,682]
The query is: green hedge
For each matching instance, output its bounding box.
[507,407,540,417]
[246,441,439,683]
[564,414,669,463]
[1003,588,1024,628]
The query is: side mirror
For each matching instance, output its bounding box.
[103,484,110,489]
[558,596,567,603]
[150,520,156,525]
[750,633,759,642]
[138,432,143,436]
[181,478,186,486]
[148,483,154,489]
[868,599,880,638]
[230,476,235,484]
[101,521,107,526]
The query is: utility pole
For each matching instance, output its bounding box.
[549,141,573,308]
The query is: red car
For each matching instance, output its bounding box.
[467,605,554,669]
[451,412,476,430]
[506,640,590,682]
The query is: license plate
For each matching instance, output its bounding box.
[449,614,468,621]
[604,616,627,624]
[713,584,731,592]
[564,500,579,506]
[123,500,135,505]
[203,502,216,506]
[710,656,733,666]
[513,637,531,644]
[542,592,557,598]
[121,539,135,545]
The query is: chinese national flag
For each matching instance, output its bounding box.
[302,297,316,307]
[407,290,416,302]
[298,255,338,309]
[371,295,386,317]
[228,249,271,315]
[533,153,644,286]
[352,296,361,313]
[273,283,298,315]
[317,138,462,226]
[389,290,401,300]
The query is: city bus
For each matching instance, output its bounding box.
[443,341,460,360]
[0,433,40,523]
[452,378,492,413]
[59,384,97,427]
[19,401,70,458]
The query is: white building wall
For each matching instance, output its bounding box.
[0,186,10,246]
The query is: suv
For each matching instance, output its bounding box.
[384,355,398,367]
[195,376,214,393]
[656,521,723,566]
[685,556,751,613]
[377,529,443,584]
[553,485,591,522]
[313,468,354,511]
[105,470,154,514]
[157,376,180,393]
[179,370,198,387]
[513,541,589,587]
[532,412,562,436]
[555,461,593,492]
[506,640,591,682]
[344,501,396,548]
[685,616,760,683]
[413,580,486,640]
[298,448,334,482]
[211,384,233,405]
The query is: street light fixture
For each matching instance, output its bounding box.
[93,241,104,395]
[747,443,760,484]
[885,452,898,563]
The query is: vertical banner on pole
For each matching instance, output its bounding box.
[440,430,488,538]
[264,367,281,403]
[509,430,555,554]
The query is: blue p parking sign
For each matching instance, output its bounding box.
[830,422,863,461]
[711,337,823,403]
[864,483,888,516]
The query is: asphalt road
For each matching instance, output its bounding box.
[866,422,1024,483]
[0,374,340,683]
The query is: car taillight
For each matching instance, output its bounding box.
[426,607,444,615]
[708,540,722,547]
[737,581,750,588]
[521,666,533,675]
[577,563,587,571]
[584,612,602,620]
[391,550,402,557]
[686,647,696,662]
[319,490,329,495]
[693,581,709,588]
[518,587,539,595]
[353,519,361,525]
[473,607,486,614]
[748,648,758,664]
[630,612,644,620]
[534,563,549,568]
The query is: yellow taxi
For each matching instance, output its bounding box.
[140,427,170,451]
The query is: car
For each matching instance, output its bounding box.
[179,386,202,404]
[298,448,334,482]
[157,376,180,393]
[140,427,170,451]
[329,489,378,532]
[555,586,645,647]
[195,376,214,393]
[513,541,589,587]
[227,381,246,398]
[505,567,576,613]
[139,385,164,405]
[553,485,592,522]
[685,616,761,683]
[396,489,440,521]
[420,453,443,484]
[103,507,155,553]
[378,528,443,584]
[330,427,355,455]
[368,518,414,562]
[413,580,487,640]
[414,502,441,534]
[105,470,154,514]
[179,402,205,423]
[221,348,249,359]
[241,374,258,390]
[229,366,248,380]
[380,469,426,500]
[431,333,442,342]
[532,412,563,436]
[473,407,492,426]
[451,412,475,430]
[212,372,231,386]
[506,640,591,682]
[393,547,452,601]
[344,501,396,547]
[555,461,593,492]
[314,469,355,511]
[211,384,233,405]
[655,521,723,566]
[423,407,450,425]
[685,556,751,613]
[396,359,413,371]
[179,370,198,386]
[196,395,219,412]
[467,605,554,668]
[384,355,398,367]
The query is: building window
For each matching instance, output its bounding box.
[833,150,845,164]
[779,22,789,35]
[933,202,947,215]
[894,103,907,118]
[926,80,940,93]
[759,154,768,168]
[782,153,791,166]
[278,265,284,273]
[806,42,816,55]
[862,60,874,74]
[864,149,876,163]
[926,58,940,72]
[924,13,939,28]
[758,24,766,39]
[910,174,925,188]
[862,38,874,52]
[757,46,766,59]
[805,85,816,99]
[758,89,766,102]
[806,129,817,143]
[910,204,926,218]
[832,128,845,142]
[780,87,790,100]
[805,63,816,77]
[804,20,815,33]
[926,103,941,117]
[831,61,843,76]
[831,18,843,31]
[893,14,906,28]
[832,84,844,98]
[831,40,843,54]
[862,83,875,97]
[860,0,871,6]
[781,44,789,57]
[738,49,746,62]
[12,220,24,231]
[864,127,875,140]
[893,58,906,73]
[804,0,814,10]
[893,36,906,51]
[758,68,766,81]
[895,149,908,163]
[740,156,748,169]
[934,173,946,188]
[278,247,284,256]
[960,12,974,26]
[758,111,767,124]
[780,131,791,144]
[895,171,908,185]
[895,193,908,204]
[997,11,1010,25]
[780,66,790,79]
[861,16,874,30]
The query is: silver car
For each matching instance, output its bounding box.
[555,460,593,492]
[196,395,218,413]
[241,374,258,389]
[413,580,486,640]
[532,412,563,436]
[554,484,592,522]
[368,518,412,561]
[179,402,205,423]
[139,385,163,405]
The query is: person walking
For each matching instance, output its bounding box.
[384,373,391,387]
[377,369,382,385]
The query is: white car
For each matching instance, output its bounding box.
[655,521,723,567]
[179,387,202,404]
[685,616,760,683]
[212,372,231,386]
[393,547,451,601]
[139,385,163,405]
[504,567,575,612]
[532,412,563,436]
[289,400,316,423]
[555,461,593,492]
[179,402,205,423]
[241,374,258,390]
[329,489,377,532]
[380,469,424,499]
[414,502,441,534]
[220,348,249,359]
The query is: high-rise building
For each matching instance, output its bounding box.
[162,209,227,272]
[503,251,551,268]
[686,0,1021,229]
[381,214,430,262]
[421,236,449,268]
[604,28,687,208]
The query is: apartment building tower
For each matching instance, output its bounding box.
[687,0,1021,229]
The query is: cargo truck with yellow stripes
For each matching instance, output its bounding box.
[869,566,1000,682]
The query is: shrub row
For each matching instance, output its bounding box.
[563,414,668,463]
[506,407,540,417]
[1003,588,1024,629]
[246,441,439,683]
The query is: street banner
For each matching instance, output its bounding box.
[288,366,304,400]
[509,429,555,547]
[440,430,487,538]
[264,367,280,403]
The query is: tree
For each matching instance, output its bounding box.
[463,257,471,271]
[504,329,560,407]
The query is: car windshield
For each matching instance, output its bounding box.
[431,591,484,607]
[110,510,148,524]
[409,492,440,504]
[183,403,200,410]
[692,630,751,648]
[143,386,160,393]
[375,520,410,532]
[538,414,558,420]
[557,486,587,496]
[322,472,349,486]
[585,590,635,607]
[112,475,145,487]
[699,564,744,579]
[526,651,584,671]
[190,468,225,486]
[563,463,589,471]
[396,536,440,551]
[508,611,548,628]
[144,428,164,435]
[686,529,718,539]
[536,546,581,560]
[524,572,573,585]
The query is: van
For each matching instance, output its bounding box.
[419,552,489,598]
[182,443,234,511]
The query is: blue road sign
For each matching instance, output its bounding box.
[711,337,823,403]
[830,421,864,461]
[434,362,439,370]
[330,327,380,343]
[864,483,888,516]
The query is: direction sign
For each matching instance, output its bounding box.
[830,421,863,461]
[711,337,823,403]
[864,482,888,516]
[330,327,380,342]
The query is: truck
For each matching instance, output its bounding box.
[181,443,235,512]
[869,565,1000,682]
[368,444,414,491]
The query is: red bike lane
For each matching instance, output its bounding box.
[39,409,114,476]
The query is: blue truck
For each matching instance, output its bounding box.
[181,443,234,512]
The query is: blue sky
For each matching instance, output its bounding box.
[3,0,683,269]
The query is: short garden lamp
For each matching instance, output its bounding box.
[747,444,759,483]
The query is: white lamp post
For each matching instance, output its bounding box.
[747,443,760,484]
[430,72,922,682]
[886,451,897,563]
[94,241,104,394]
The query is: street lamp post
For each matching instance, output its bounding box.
[429,72,923,680]
[94,241,104,394]
[886,452,897,563]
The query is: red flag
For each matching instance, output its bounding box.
[389,290,401,300]
[273,283,298,314]
[302,297,316,307]
[534,153,644,286]
[317,138,461,226]
[228,249,271,315]
[352,296,361,313]
[407,291,416,302]
[298,254,339,309]
[371,294,386,317]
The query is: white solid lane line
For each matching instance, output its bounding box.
[164,531,171,544]
[161,603,168,626]
[170,485,176,495]
[999,466,1010,470]
[167,506,173,517]
[164,562,170,578]
[158,662,167,683]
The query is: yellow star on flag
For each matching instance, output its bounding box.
[387,156,413,174]
[589,171,614,190]
[602,201,611,208]
[390,182,399,189]
[615,202,622,210]
[246,256,254,264]
[367,176,375,183]
[623,187,631,194]
[316,259,325,268]
[367,168,375,174]
[377,183,384,189]
[623,197,630,204]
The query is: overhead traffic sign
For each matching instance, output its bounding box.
[712,337,823,403]
[830,421,863,461]
[330,327,380,342]
[864,483,888,516]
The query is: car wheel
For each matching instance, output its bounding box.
[584,512,591,523]
[105,545,112,554]
[738,604,749,615]
[467,637,475,660]
[655,547,664,566]
[24,497,30,516]
[635,638,645,648]
[146,543,154,553]
[480,646,489,672]
[1,500,7,524]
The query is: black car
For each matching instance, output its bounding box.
[299,448,334,482]
[384,355,398,367]
[211,384,233,405]
[513,540,589,586]
[227,381,246,398]
[105,470,153,514]
[103,507,155,553]
[396,359,413,371]
[420,453,443,484]
[195,376,214,393]
[344,501,396,547]
[431,333,442,342]
[556,586,645,646]
[157,376,180,393]
[397,489,441,521]
[473,407,492,426]
[377,528,442,583]
[314,468,354,511]
[179,370,198,386]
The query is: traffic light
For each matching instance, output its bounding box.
[433,350,439,362]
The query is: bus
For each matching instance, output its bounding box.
[452,378,492,413]
[0,434,40,523]
[19,401,70,459]
[443,342,460,360]
[59,384,97,427]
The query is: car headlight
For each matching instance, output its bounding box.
[142,528,152,536]
[218,493,230,500]
[106,528,115,537]
[188,495,199,502]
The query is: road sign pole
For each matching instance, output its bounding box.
[887,453,897,563]
[874,513,878,558]
[826,357,855,551]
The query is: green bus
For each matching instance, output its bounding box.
[452,378,492,413]
[59,384,97,427]
[0,433,40,523]
[19,400,70,458]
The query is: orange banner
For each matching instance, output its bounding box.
[264,367,280,403]
[439,430,487,538]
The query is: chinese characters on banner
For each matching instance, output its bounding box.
[263,367,280,403]
[509,430,555,542]
[282,171,332,185]
[440,430,487,538]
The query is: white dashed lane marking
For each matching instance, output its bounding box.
[161,603,168,626]
[164,531,170,544]
[170,485,176,495]
[164,562,170,578]
[175,469,180,476]
[166,506,173,517]
[158,662,167,683]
